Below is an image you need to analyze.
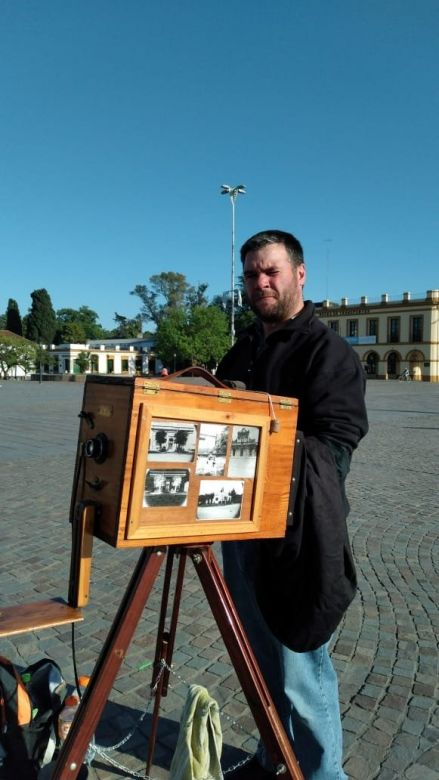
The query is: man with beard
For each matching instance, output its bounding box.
[216,230,368,779]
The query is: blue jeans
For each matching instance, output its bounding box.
[222,540,347,780]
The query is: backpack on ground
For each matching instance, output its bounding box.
[0,656,66,779]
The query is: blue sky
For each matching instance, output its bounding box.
[1,0,438,330]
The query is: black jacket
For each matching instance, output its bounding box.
[217,301,368,651]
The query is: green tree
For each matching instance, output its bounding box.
[26,289,57,344]
[59,321,87,344]
[0,333,36,379]
[131,273,208,327]
[155,304,229,368]
[154,308,187,367]
[185,283,209,309]
[55,306,108,343]
[112,312,142,338]
[74,351,90,374]
[76,306,108,339]
[5,299,23,336]
[33,344,56,379]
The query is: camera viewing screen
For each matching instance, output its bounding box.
[144,419,261,522]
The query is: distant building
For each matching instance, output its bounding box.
[0,333,162,379]
[316,290,439,382]
[46,337,160,377]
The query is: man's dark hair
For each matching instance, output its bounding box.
[240,230,304,268]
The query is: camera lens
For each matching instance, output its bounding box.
[84,439,96,458]
[84,433,108,463]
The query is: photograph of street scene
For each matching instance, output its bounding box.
[195,423,228,476]
[148,420,197,462]
[197,479,244,520]
[143,469,190,507]
[228,425,260,478]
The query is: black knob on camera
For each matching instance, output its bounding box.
[83,433,108,464]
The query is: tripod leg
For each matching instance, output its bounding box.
[191,545,303,780]
[145,548,187,774]
[52,547,166,780]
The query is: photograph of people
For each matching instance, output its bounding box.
[195,423,228,476]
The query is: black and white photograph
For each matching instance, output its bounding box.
[197,479,244,520]
[228,425,260,478]
[144,469,190,508]
[195,423,229,476]
[148,420,197,462]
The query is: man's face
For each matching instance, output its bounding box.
[243,242,306,332]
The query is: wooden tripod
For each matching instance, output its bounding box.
[52,539,303,779]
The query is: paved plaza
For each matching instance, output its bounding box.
[0,378,438,779]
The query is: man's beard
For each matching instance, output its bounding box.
[250,292,293,323]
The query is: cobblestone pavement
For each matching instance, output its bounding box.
[0,379,438,779]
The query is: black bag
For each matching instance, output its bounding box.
[0,656,66,779]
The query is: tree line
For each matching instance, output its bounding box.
[0,272,254,378]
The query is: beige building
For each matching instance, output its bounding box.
[316,290,439,382]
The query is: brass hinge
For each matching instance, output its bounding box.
[279,398,293,409]
[143,382,161,395]
[218,390,232,403]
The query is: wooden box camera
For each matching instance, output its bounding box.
[71,375,298,547]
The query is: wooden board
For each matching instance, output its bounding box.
[0,599,83,637]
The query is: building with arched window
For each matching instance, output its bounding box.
[316,290,439,382]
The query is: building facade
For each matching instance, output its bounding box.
[46,337,161,377]
[316,290,439,382]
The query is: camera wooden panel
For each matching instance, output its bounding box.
[71,375,298,547]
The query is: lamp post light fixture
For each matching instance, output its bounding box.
[220,184,246,345]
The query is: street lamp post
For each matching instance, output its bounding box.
[220,184,246,345]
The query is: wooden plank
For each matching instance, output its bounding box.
[0,599,83,637]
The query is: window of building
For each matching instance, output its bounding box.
[347,320,358,338]
[367,319,378,338]
[122,358,129,372]
[388,317,400,343]
[410,316,423,342]
[328,320,339,333]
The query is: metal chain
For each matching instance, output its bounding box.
[91,657,258,778]
[95,662,166,754]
